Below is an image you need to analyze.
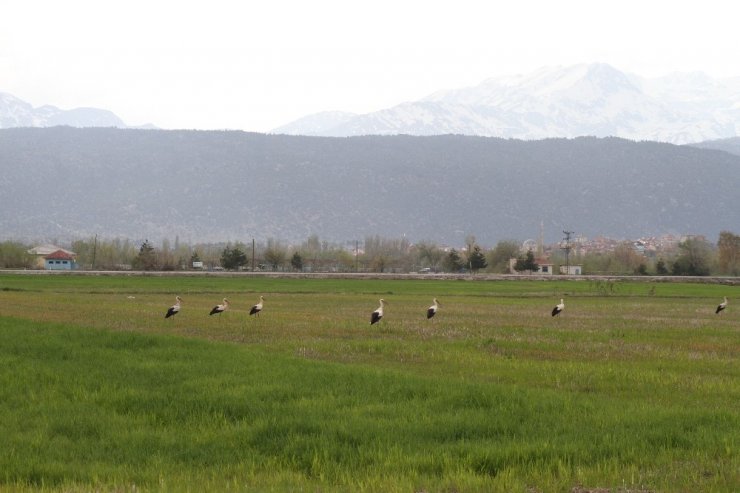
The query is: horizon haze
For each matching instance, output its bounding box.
[2,0,739,132]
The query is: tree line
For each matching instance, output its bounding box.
[1,231,738,276]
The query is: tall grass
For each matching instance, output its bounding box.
[0,274,737,491]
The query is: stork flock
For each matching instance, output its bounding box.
[165,295,729,323]
[165,296,264,319]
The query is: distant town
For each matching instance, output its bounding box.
[560,233,701,257]
[3,230,737,277]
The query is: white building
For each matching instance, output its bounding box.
[508,257,555,275]
[560,265,582,275]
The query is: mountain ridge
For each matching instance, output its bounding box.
[689,136,740,156]
[1,127,737,246]
[273,63,740,144]
[0,92,146,129]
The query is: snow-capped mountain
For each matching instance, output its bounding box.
[0,92,127,129]
[272,63,740,144]
[272,111,358,136]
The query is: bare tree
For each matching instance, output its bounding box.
[263,238,287,271]
[718,231,740,275]
[416,241,443,271]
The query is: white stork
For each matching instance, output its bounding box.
[209,298,230,316]
[249,296,265,316]
[427,298,440,319]
[716,296,728,314]
[165,296,182,319]
[551,298,564,317]
[370,299,386,325]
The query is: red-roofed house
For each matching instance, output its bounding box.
[28,244,76,269]
[44,250,77,270]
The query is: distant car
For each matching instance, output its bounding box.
[418,267,432,273]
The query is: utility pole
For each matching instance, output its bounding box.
[538,220,544,256]
[562,230,574,275]
[91,234,97,270]
[355,240,359,273]
[251,238,255,272]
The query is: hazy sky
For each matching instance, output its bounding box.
[2,0,738,132]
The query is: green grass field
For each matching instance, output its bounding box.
[0,273,737,492]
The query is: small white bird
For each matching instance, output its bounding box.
[427,298,440,319]
[716,296,728,314]
[165,296,182,319]
[551,298,564,317]
[249,296,265,316]
[370,299,386,325]
[209,298,230,316]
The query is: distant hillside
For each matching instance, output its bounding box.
[689,137,740,157]
[0,127,738,245]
